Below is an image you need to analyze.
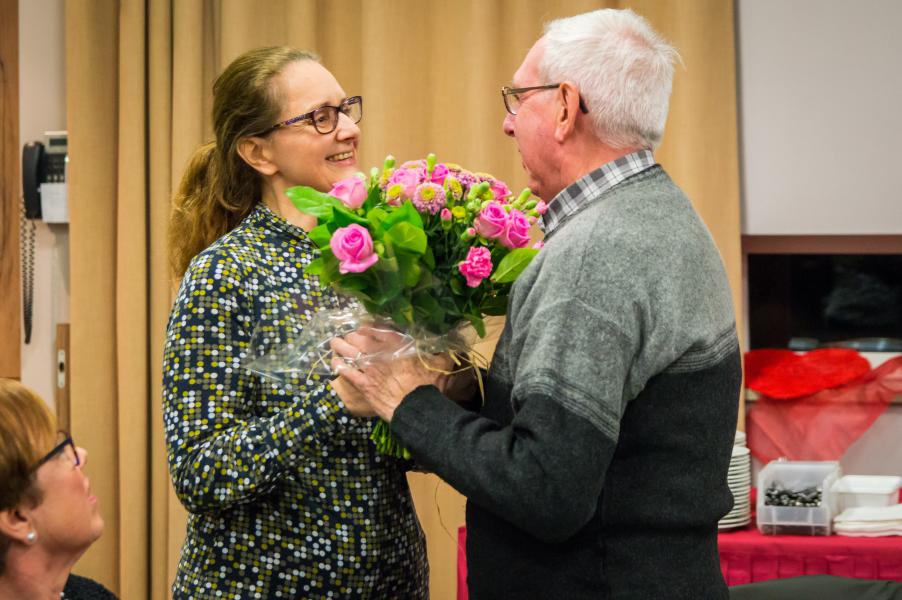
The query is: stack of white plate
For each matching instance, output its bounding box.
[719,433,752,530]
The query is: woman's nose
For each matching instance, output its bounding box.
[335,112,360,140]
[76,446,88,467]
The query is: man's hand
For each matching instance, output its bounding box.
[329,329,450,422]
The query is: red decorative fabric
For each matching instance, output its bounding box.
[747,357,902,463]
[745,349,871,400]
[719,521,902,585]
[458,527,468,600]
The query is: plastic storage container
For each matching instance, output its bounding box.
[756,459,841,535]
[833,475,902,511]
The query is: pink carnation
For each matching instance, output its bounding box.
[458,246,493,288]
[535,200,549,215]
[330,224,378,274]
[440,208,452,221]
[329,176,367,210]
[500,209,531,249]
[473,201,509,239]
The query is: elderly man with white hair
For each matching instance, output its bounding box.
[333,8,741,599]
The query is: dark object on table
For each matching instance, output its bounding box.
[764,482,822,508]
[730,574,902,599]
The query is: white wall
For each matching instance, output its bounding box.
[738,0,902,235]
[19,0,67,408]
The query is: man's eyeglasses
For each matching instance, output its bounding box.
[32,431,80,471]
[262,95,363,135]
[501,84,589,116]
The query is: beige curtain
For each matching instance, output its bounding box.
[66,1,740,598]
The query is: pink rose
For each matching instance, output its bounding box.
[458,246,493,288]
[386,168,422,200]
[329,176,367,210]
[490,179,512,202]
[440,208,452,221]
[430,163,450,185]
[330,224,378,274]
[473,201,509,239]
[500,209,531,249]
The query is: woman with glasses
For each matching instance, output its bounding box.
[0,378,114,599]
[164,47,427,598]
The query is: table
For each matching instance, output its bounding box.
[719,523,902,585]
[457,522,902,600]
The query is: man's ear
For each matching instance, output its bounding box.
[0,507,33,544]
[553,82,582,143]
[236,136,278,176]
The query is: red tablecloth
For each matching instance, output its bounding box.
[458,521,902,599]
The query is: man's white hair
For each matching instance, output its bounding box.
[541,9,680,150]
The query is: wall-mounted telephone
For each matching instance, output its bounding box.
[20,131,68,344]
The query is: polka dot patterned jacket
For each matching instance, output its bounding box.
[163,203,428,599]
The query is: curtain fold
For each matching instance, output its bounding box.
[67,2,742,597]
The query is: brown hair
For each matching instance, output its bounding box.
[168,46,320,278]
[0,379,57,574]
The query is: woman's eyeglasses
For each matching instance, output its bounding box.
[263,96,363,135]
[32,431,80,471]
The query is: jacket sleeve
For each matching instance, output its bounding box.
[162,249,347,514]
[391,383,617,544]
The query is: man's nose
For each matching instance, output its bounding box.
[502,113,515,137]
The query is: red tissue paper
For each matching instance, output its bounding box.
[746,352,902,463]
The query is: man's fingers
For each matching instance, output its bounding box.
[330,336,361,359]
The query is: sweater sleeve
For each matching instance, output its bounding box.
[391,384,616,544]
[162,249,346,514]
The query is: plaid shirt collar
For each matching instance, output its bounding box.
[539,149,657,236]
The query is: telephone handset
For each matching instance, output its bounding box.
[22,141,47,219]
[20,131,68,344]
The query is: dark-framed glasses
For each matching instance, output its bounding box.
[264,95,363,135]
[501,84,588,116]
[32,431,80,471]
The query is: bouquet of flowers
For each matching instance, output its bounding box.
[290,153,544,338]
[248,154,545,456]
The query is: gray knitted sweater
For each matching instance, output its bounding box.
[392,166,742,599]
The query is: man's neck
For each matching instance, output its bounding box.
[560,142,644,191]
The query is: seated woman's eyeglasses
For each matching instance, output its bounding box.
[263,95,363,135]
[501,84,589,116]
[32,431,80,471]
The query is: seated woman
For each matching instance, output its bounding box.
[0,378,114,599]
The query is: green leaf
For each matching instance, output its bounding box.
[490,248,539,283]
[480,294,509,316]
[385,222,427,255]
[367,207,389,232]
[308,224,332,248]
[422,246,436,270]
[395,252,422,287]
[305,257,325,276]
[467,314,486,337]
[332,205,369,228]
[286,186,339,219]
[449,276,465,296]
[381,201,424,233]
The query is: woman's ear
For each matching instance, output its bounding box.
[553,82,581,143]
[236,136,278,176]
[0,508,34,544]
